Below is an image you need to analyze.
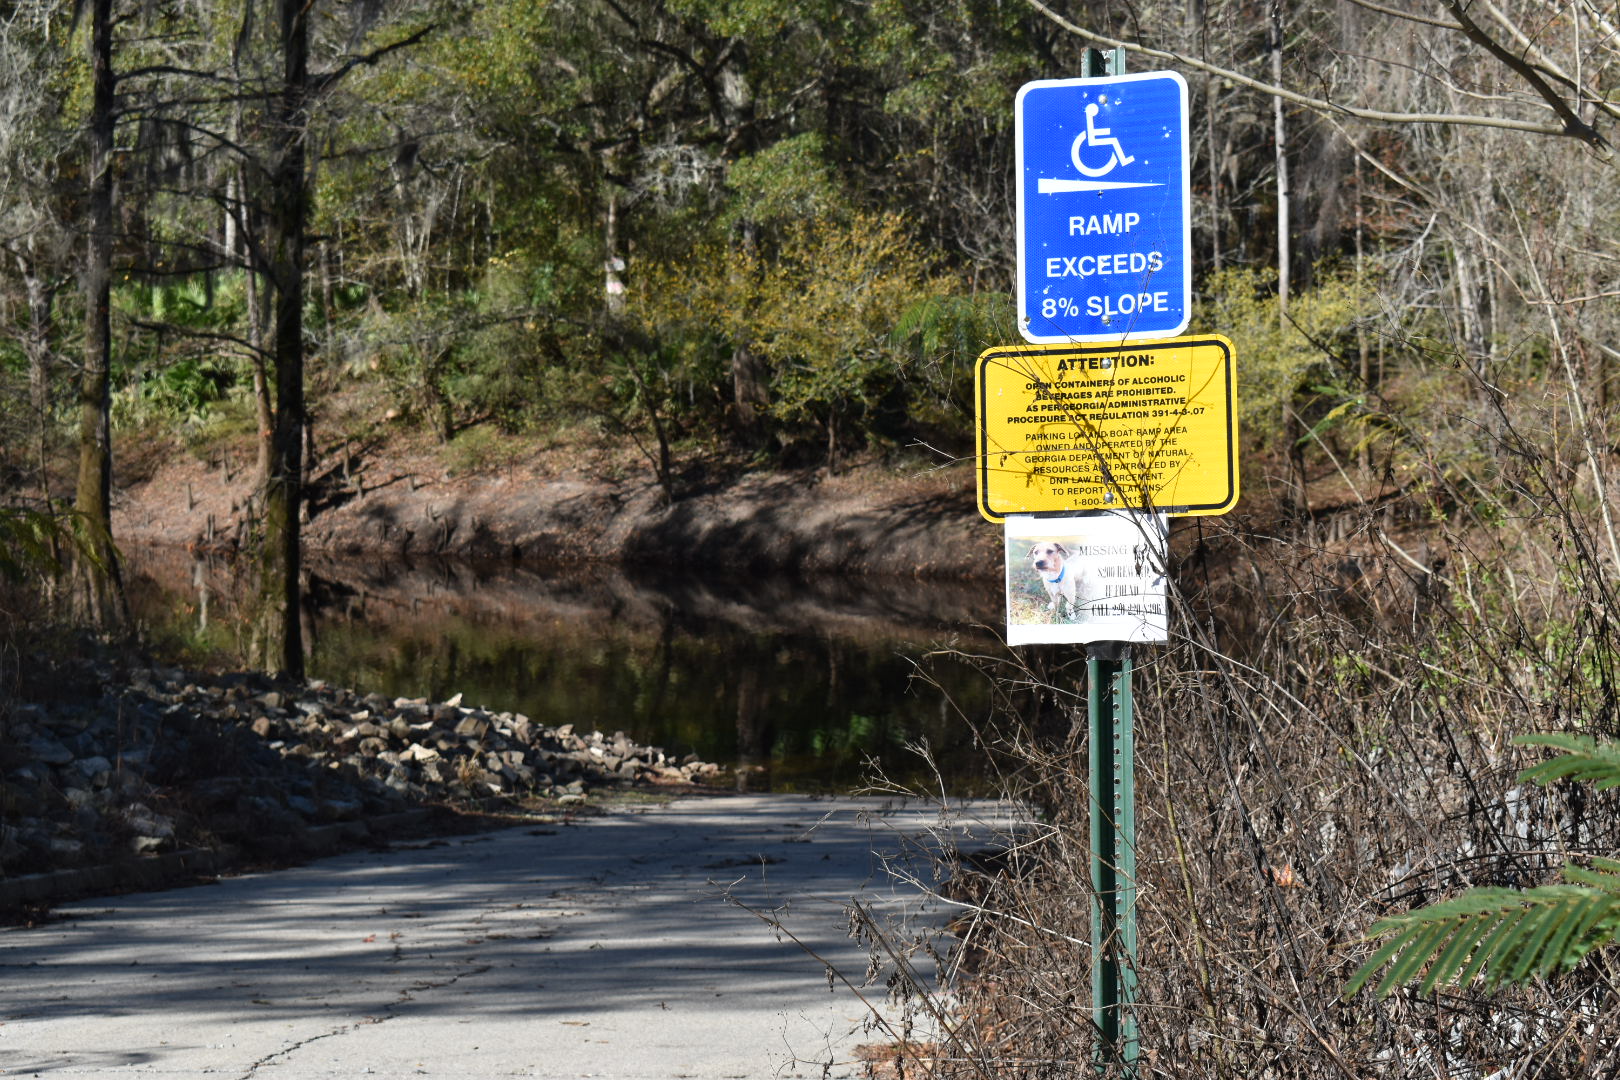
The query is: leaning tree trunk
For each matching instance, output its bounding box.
[74,0,126,629]
[254,0,310,678]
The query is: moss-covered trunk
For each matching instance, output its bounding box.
[73,0,125,629]
[254,0,310,678]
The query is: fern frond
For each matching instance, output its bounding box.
[0,507,66,582]
[1562,861,1620,893]
[1514,734,1620,790]
[1346,884,1620,998]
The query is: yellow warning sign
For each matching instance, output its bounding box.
[975,336,1238,521]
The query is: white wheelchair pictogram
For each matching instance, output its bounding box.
[1070,103,1135,178]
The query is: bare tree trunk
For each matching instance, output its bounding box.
[74,0,126,629]
[730,345,768,437]
[603,185,625,317]
[19,253,56,493]
[729,222,768,443]
[1270,0,1308,519]
[623,359,675,503]
[1205,77,1223,272]
[1187,0,1224,272]
[319,237,335,330]
[245,263,275,488]
[1354,154,1372,476]
[255,0,310,678]
[19,250,65,579]
[26,279,54,495]
[223,168,239,264]
[1271,0,1290,318]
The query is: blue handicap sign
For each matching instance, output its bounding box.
[1016,72,1190,344]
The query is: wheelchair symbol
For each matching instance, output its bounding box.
[1070,103,1135,178]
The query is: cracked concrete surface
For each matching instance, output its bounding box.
[1,794,1008,1079]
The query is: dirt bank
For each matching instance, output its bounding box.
[113,437,1001,578]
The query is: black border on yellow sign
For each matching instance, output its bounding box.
[975,335,1238,522]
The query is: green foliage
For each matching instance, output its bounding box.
[893,292,1017,358]
[117,357,237,427]
[748,217,935,435]
[1197,265,1375,438]
[893,291,1018,423]
[442,425,526,475]
[1346,734,1620,999]
[359,297,464,438]
[0,508,66,583]
[131,276,244,326]
[1346,873,1620,999]
[110,275,251,428]
[806,712,904,756]
[355,252,575,438]
[0,338,27,376]
[1515,734,1620,789]
[1292,379,1409,458]
[448,255,572,431]
[640,213,942,449]
[724,134,843,228]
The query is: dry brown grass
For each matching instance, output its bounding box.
[855,421,1620,1078]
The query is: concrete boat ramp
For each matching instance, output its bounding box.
[1,794,1004,1079]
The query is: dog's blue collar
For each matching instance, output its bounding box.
[1045,565,1067,585]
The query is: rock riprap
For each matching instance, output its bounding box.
[1,665,720,878]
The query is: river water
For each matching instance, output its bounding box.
[124,548,1006,793]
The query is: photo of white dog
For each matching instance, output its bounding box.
[1003,514,1169,646]
[1026,540,1091,619]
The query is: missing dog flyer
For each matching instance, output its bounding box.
[1004,512,1169,646]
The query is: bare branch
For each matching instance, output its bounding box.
[1021,0,1612,152]
[1528,288,1620,304]
[118,63,244,85]
[1342,0,1462,33]
[1441,0,1606,146]
[1345,0,1620,124]
[129,319,269,363]
[311,24,436,96]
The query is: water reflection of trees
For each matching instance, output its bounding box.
[125,548,1000,793]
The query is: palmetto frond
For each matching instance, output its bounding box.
[1345,866,1620,998]
[1514,734,1620,790]
[1346,736,1620,999]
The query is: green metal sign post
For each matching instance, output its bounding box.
[1088,640,1138,1075]
[1000,40,1224,1072]
[1081,42,1139,1080]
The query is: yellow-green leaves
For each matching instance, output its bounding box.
[724,134,842,228]
[1197,265,1375,436]
[637,213,941,428]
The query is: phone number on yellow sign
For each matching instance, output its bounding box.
[973,336,1239,521]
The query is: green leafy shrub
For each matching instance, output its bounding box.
[0,508,66,583]
[638,212,943,459]
[442,424,525,476]
[110,274,252,429]
[117,357,237,427]
[723,133,843,228]
[892,290,1018,436]
[355,255,572,440]
[1196,265,1375,443]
